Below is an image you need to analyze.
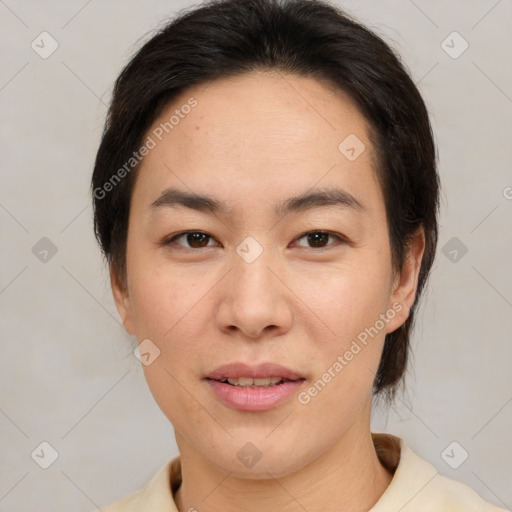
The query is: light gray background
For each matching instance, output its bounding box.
[1,0,511,510]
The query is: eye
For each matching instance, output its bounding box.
[163,231,218,249]
[162,230,346,250]
[294,231,346,249]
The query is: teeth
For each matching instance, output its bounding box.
[225,376,284,387]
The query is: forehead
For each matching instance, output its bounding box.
[132,70,382,216]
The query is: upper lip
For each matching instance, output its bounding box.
[205,362,304,381]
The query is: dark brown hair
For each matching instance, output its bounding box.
[91,0,439,401]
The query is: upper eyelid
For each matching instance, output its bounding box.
[165,231,218,246]
[297,231,344,240]
[165,230,347,248]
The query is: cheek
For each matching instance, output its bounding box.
[128,265,213,423]
[289,258,393,396]
[293,258,393,339]
[127,258,218,389]
[128,258,207,339]
[296,278,388,419]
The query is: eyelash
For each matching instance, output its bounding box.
[161,230,348,250]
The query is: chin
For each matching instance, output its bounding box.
[202,436,317,480]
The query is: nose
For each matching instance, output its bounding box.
[215,250,293,340]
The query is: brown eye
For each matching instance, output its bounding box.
[165,231,216,249]
[307,232,329,247]
[186,232,210,248]
[295,231,344,249]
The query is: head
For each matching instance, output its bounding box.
[92,0,438,477]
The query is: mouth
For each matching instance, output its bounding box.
[204,362,306,411]
[205,361,305,384]
[207,376,302,388]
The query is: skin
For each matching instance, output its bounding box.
[111,70,425,512]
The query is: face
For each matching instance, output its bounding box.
[112,70,424,478]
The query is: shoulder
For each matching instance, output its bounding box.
[99,490,142,512]
[423,472,506,511]
[371,433,506,512]
[91,456,180,512]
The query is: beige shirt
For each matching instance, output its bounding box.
[98,433,506,511]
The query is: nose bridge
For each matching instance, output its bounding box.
[216,240,292,337]
[232,244,278,305]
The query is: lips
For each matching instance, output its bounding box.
[219,376,286,387]
[205,362,304,382]
[205,362,306,411]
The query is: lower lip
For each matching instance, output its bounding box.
[206,379,305,411]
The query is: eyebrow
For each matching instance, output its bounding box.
[150,186,365,216]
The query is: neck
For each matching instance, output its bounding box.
[174,427,393,512]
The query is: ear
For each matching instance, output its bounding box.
[110,264,136,336]
[385,227,426,334]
